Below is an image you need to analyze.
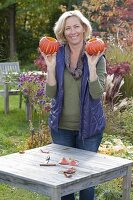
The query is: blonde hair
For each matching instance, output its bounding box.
[54,10,92,44]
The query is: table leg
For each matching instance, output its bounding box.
[51,188,61,200]
[122,166,132,200]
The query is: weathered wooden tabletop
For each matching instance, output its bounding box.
[0,143,133,200]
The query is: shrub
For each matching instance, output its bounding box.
[105,45,133,98]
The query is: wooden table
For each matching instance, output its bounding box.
[0,144,132,200]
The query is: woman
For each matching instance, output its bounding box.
[41,10,106,200]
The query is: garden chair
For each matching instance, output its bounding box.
[0,62,22,114]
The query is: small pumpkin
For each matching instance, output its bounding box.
[85,38,106,56]
[39,36,60,55]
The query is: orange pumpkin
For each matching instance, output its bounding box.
[39,36,60,55]
[85,38,106,56]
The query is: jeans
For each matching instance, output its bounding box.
[51,128,103,200]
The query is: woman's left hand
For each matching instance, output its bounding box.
[85,50,105,81]
[85,51,105,69]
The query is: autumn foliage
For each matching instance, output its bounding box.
[72,0,133,48]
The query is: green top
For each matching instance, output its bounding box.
[46,56,106,130]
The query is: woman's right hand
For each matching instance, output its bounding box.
[39,49,57,86]
[39,49,56,74]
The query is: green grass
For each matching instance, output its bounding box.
[0,96,29,156]
[0,184,50,200]
[0,95,50,200]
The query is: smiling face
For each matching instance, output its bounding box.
[64,16,85,46]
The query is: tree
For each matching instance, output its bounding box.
[0,9,9,61]
[9,3,16,59]
[74,0,132,37]
[15,0,64,63]
[0,0,62,61]
[0,0,17,60]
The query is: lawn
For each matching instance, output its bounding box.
[0,95,133,200]
[0,95,51,200]
[0,96,28,156]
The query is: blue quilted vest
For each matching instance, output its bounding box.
[48,45,106,139]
